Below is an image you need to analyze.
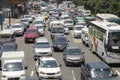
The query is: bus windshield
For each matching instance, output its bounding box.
[107,31,120,53]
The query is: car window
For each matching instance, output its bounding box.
[13,25,21,28]
[67,48,82,55]
[27,30,37,34]
[35,42,50,48]
[40,60,58,68]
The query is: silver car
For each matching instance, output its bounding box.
[63,46,85,66]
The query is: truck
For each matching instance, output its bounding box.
[1,51,27,80]
[50,21,65,39]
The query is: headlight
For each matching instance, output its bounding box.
[2,75,6,78]
[56,71,61,74]
[40,71,46,74]
[21,74,26,77]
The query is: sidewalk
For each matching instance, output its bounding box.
[0,17,20,30]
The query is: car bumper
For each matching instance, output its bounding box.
[74,34,81,38]
[65,60,84,65]
[25,37,36,42]
[39,74,62,80]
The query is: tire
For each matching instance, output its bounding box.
[81,73,85,80]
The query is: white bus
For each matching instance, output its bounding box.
[96,13,120,24]
[88,21,120,64]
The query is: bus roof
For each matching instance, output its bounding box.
[96,13,119,20]
[91,21,120,31]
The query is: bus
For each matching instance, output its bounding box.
[88,21,120,64]
[96,13,120,25]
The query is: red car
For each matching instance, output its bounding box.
[24,27,39,43]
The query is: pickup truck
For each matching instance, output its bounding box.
[81,62,117,80]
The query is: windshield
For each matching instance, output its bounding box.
[107,31,120,53]
[27,30,37,34]
[13,25,21,28]
[51,28,64,33]
[36,26,43,29]
[40,60,58,68]
[65,20,73,24]
[2,45,16,52]
[3,62,23,71]
[91,69,113,77]
[67,48,82,55]
[34,21,43,25]
[20,20,27,23]
[75,27,84,30]
[35,42,50,48]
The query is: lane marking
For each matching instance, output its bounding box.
[115,70,120,76]
[72,70,76,80]
[30,71,34,76]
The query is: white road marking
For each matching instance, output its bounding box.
[72,70,76,80]
[30,71,34,76]
[115,70,120,76]
[70,31,82,43]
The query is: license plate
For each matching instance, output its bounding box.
[48,76,54,79]
[29,39,33,41]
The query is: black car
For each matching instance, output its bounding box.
[52,36,69,51]
[0,42,17,52]
[63,46,85,66]
[81,62,117,80]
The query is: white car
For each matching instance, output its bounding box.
[20,18,29,27]
[35,57,62,80]
[24,15,33,23]
[35,24,45,36]
[64,19,74,29]
[73,25,85,38]
[34,18,45,27]
[64,26,69,34]
[12,23,24,36]
[33,37,52,59]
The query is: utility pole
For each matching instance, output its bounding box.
[0,0,3,30]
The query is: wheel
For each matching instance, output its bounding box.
[81,73,85,80]
[82,39,85,44]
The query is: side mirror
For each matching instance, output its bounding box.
[59,64,62,67]
[25,66,27,69]
[83,52,85,54]
[32,45,34,47]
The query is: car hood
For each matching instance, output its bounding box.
[74,30,82,33]
[89,77,117,80]
[39,67,61,73]
[35,48,51,53]
[12,28,22,31]
[25,34,38,37]
[67,55,83,60]
[55,42,67,46]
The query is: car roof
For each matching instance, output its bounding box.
[40,56,56,61]
[67,46,80,50]
[87,62,110,69]
[35,37,48,43]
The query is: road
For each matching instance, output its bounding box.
[0,19,120,80]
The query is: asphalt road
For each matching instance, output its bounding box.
[1,19,120,80]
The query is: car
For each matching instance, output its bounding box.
[52,36,69,51]
[33,37,52,59]
[73,24,85,38]
[20,18,29,28]
[24,27,39,43]
[63,19,74,29]
[35,24,45,36]
[81,27,89,46]
[0,42,17,52]
[35,56,62,80]
[64,26,69,35]
[63,46,85,66]
[81,62,118,80]
[12,23,25,36]
[33,18,45,27]
[24,15,33,23]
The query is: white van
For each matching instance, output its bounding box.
[81,27,89,46]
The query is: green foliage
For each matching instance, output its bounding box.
[72,0,120,17]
